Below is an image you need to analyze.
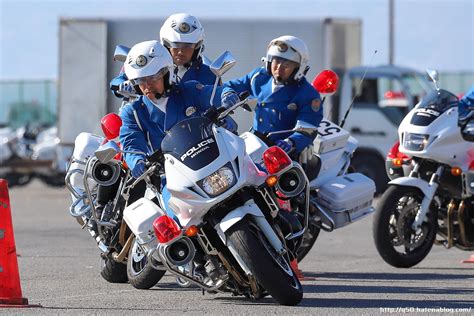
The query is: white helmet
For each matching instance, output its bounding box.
[264,35,310,82]
[124,40,176,87]
[160,13,205,61]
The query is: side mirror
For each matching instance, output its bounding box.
[426,69,439,83]
[210,51,236,77]
[95,141,121,163]
[293,120,318,134]
[201,55,212,66]
[312,70,339,96]
[114,45,130,62]
[101,113,123,140]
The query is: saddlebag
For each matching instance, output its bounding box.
[123,198,165,253]
[317,173,375,229]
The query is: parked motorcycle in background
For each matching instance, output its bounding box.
[373,69,474,268]
[0,123,67,187]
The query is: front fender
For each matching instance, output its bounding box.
[388,177,432,197]
[215,199,264,237]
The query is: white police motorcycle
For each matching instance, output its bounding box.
[96,52,306,305]
[373,69,474,268]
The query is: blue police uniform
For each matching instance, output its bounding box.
[111,59,218,98]
[119,80,222,171]
[223,67,322,153]
[459,85,474,115]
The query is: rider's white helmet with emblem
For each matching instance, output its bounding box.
[124,40,176,86]
[263,35,310,82]
[159,13,205,60]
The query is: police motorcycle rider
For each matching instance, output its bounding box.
[221,36,323,268]
[459,85,474,121]
[116,40,239,214]
[222,35,323,158]
[110,13,218,100]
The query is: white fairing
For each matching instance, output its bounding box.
[399,106,470,171]
[123,198,165,252]
[69,132,103,192]
[165,125,266,227]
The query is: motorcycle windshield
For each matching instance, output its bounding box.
[410,89,459,126]
[161,117,219,170]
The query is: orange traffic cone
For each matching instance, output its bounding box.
[461,254,474,264]
[0,179,29,307]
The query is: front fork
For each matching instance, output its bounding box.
[410,163,444,230]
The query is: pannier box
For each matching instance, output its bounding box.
[313,120,350,154]
[123,198,165,251]
[317,173,375,229]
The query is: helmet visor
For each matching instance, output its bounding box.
[132,67,169,85]
[164,41,197,49]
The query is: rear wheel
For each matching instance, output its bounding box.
[100,257,128,283]
[373,185,437,268]
[227,218,303,306]
[127,239,166,289]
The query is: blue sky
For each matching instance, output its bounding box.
[0,0,473,79]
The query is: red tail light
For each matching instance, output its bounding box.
[101,113,122,140]
[263,146,292,174]
[468,149,474,170]
[312,70,339,96]
[153,215,181,243]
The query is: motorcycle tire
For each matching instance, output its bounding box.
[296,220,320,262]
[127,239,166,289]
[100,257,128,283]
[227,217,303,306]
[373,185,437,268]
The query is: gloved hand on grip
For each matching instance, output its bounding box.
[131,160,146,179]
[118,81,136,99]
[276,139,294,153]
[221,92,240,109]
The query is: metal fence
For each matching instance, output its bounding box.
[0,72,472,128]
[0,80,57,129]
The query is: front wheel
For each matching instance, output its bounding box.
[227,217,303,306]
[373,185,437,268]
[127,238,166,289]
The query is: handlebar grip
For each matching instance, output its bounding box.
[239,91,250,100]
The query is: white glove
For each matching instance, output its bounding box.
[118,81,136,99]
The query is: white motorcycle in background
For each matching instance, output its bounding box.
[253,70,377,262]
[373,69,474,268]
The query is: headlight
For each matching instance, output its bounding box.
[200,166,235,196]
[403,133,429,151]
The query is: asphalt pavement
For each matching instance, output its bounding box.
[1,180,473,315]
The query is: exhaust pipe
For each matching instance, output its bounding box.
[158,236,196,267]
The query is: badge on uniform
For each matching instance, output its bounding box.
[311,99,321,112]
[185,106,197,117]
[195,83,204,90]
[287,103,298,110]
